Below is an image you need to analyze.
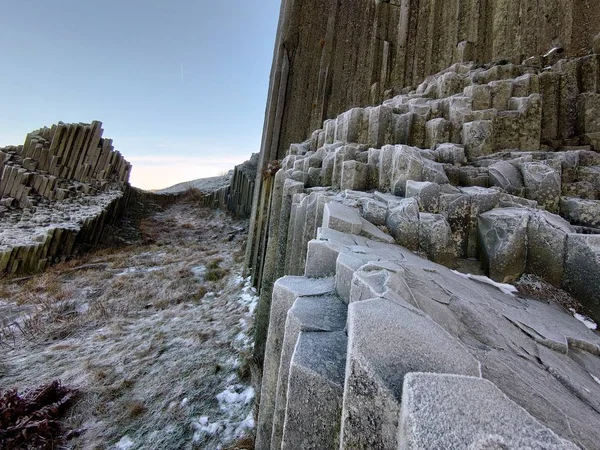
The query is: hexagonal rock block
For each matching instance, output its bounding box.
[405,180,441,213]
[439,193,471,258]
[399,373,579,450]
[322,202,362,235]
[460,186,500,258]
[560,197,600,229]
[464,84,492,110]
[390,145,449,196]
[564,234,600,321]
[478,208,531,283]
[341,160,369,191]
[462,120,494,160]
[386,198,420,251]
[282,330,347,450]
[271,295,347,449]
[340,298,480,449]
[425,118,451,149]
[521,162,561,213]
[255,276,335,449]
[419,213,455,265]
[489,161,524,195]
[435,143,466,165]
[359,198,387,226]
[577,93,600,134]
[527,210,575,286]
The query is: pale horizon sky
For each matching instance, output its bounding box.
[0,0,281,190]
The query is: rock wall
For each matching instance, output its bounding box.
[246,0,600,283]
[0,121,134,275]
[202,153,258,217]
[247,50,600,448]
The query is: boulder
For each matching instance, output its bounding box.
[340,298,480,449]
[527,210,575,286]
[478,208,531,282]
[322,202,362,235]
[282,331,347,450]
[462,120,494,160]
[564,234,600,320]
[560,197,600,228]
[386,198,420,251]
[272,295,346,449]
[521,162,561,213]
[405,180,441,213]
[489,161,524,195]
[418,213,455,265]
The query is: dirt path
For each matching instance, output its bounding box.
[0,200,256,450]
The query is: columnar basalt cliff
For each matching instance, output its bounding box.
[201,153,258,217]
[0,121,134,275]
[241,2,600,448]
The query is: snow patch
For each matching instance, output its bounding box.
[569,309,598,330]
[451,271,518,296]
[591,374,600,386]
[114,435,135,450]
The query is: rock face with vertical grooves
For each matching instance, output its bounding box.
[242,20,600,446]
[0,121,134,275]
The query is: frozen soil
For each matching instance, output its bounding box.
[0,200,257,450]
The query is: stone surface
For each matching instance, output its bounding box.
[282,331,347,450]
[271,295,346,449]
[386,198,420,251]
[399,373,579,450]
[256,276,335,449]
[564,234,600,319]
[560,197,600,228]
[478,208,530,283]
[341,297,481,449]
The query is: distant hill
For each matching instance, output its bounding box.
[154,171,233,195]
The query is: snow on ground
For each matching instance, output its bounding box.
[570,309,599,330]
[0,201,256,449]
[451,270,518,296]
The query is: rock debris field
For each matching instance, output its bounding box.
[0,199,256,450]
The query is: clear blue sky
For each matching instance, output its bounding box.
[0,0,280,189]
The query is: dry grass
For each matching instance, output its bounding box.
[0,202,256,449]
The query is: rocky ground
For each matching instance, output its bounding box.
[0,196,256,449]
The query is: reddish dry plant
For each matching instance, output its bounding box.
[0,380,77,449]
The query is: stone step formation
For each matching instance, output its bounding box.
[0,121,131,209]
[0,121,133,275]
[244,51,600,449]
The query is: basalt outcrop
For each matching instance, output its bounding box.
[0,121,133,275]
[201,153,258,217]
[244,34,600,450]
